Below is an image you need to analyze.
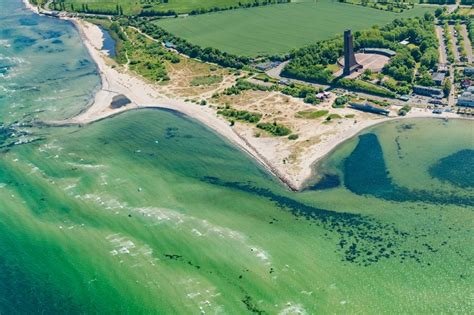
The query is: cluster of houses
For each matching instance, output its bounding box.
[457,67,474,108]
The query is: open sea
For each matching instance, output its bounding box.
[0,0,472,313]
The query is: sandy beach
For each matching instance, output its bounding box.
[22,0,471,190]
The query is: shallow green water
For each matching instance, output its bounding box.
[0,1,473,314]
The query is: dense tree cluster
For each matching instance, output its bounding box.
[283,14,439,94]
[468,19,474,45]
[126,18,250,68]
[282,38,342,84]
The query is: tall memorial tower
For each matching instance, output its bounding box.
[343,30,362,76]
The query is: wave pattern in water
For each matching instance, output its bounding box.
[0,0,99,123]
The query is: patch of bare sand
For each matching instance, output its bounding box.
[217,90,390,187]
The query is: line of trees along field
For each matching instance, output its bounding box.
[140,0,290,17]
[283,13,439,96]
[55,0,290,17]
[125,18,250,68]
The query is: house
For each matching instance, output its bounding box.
[413,85,443,97]
[464,67,474,75]
[431,72,446,86]
[437,63,448,73]
[461,79,471,89]
[360,48,396,57]
[349,102,390,116]
[457,92,474,107]
[255,61,280,71]
[164,41,177,49]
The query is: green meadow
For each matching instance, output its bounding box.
[156,0,434,56]
[60,0,277,15]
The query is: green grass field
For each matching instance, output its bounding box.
[60,0,278,15]
[156,0,434,56]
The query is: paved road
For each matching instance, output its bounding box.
[435,25,448,64]
[448,64,456,107]
[265,61,288,80]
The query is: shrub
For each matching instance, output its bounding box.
[295,110,328,119]
[217,108,262,123]
[288,134,299,140]
[398,105,411,116]
[256,122,291,136]
[333,96,348,108]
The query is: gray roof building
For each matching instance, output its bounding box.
[431,72,446,86]
[457,91,474,107]
[464,67,474,75]
[413,85,443,97]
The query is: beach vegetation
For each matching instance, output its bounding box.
[256,122,291,136]
[223,79,273,95]
[190,75,223,86]
[398,104,411,116]
[217,108,262,123]
[295,110,329,119]
[333,96,349,108]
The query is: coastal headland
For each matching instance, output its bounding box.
[23,0,471,190]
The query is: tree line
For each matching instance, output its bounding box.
[125,18,250,69]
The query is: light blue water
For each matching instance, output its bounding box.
[0,0,99,123]
[98,26,116,57]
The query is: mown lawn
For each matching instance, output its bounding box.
[156,0,434,56]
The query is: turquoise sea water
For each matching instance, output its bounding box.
[0,1,473,313]
[0,0,99,123]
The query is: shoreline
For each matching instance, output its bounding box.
[22,0,473,191]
